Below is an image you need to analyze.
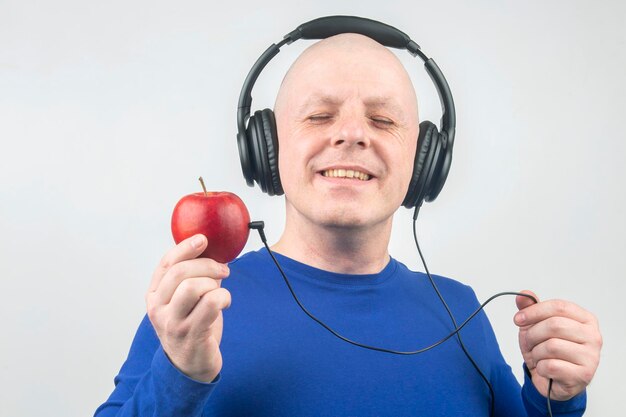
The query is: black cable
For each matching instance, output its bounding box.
[248,220,554,416]
[412,204,496,417]
[547,378,553,416]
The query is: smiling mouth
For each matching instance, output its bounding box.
[321,169,372,181]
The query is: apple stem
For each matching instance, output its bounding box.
[198,176,208,197]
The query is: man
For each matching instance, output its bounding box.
[95,33,602,416]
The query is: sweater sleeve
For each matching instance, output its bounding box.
[93,314,219,417]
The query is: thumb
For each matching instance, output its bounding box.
[516,289,540,312]
[185,233,208,258]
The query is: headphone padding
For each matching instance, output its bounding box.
[403,121,437,208]
[426,131,452,202]
[249,111,270,193]
[259,109,283,196]
[421,131,443,203]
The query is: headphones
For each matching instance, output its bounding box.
[237,15,456,209]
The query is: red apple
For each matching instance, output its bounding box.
[171,178,250,263]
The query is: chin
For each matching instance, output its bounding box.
[314,208,386,230]
[286,193,396,230]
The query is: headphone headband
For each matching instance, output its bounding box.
[284,16,421,55]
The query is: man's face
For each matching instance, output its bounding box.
[274,34,419,230]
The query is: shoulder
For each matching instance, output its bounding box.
[227,248,276,277]
[228,249,265,268]
[392,258,481,309]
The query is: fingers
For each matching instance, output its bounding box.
[516,289,539,311]
[162,287,230,346]
[519,313,602,366]
[187,287,232,325]
[515,298,596,327]
[526,337,588,369]
[153,258,230,306]
[520,316,589,349]
[148,234,208,292]
[168,277,222,319]
[533,359,595,388]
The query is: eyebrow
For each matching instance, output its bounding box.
[296,94,342,115]
[363,96,407,120]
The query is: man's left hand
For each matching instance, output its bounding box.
[514,290,602,401]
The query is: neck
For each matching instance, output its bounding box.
[270,205,393,275]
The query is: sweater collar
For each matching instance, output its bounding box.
[258,249,398,287]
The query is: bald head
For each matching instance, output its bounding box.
[274,33,418,124]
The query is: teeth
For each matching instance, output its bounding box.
[322,169,371,181]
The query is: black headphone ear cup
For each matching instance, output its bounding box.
[258,109,283,196]
[403,121,439,208]
[245,109,283,196]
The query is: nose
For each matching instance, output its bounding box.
[331,114,370,149]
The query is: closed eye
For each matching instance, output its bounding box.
[308,114,334,124]
[370,117,395,127]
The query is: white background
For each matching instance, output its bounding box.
[1,0,624,416]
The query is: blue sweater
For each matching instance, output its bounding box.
[95,249,586,416]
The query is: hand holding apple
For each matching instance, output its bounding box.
[171,177,251,263]
[146,233,231,383]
